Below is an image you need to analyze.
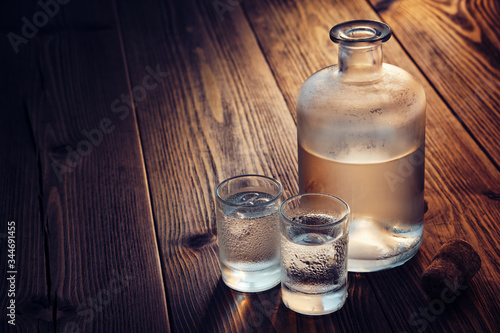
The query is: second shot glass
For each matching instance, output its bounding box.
[279,193,350,315]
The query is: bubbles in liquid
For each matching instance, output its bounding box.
[291,214,337,226]
[218,191,280,270]
[281,219,348,294]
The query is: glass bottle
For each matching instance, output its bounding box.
[297,20,426,272]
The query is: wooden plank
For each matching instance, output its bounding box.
[115,0,393,331]
[370,0,500,167]
[2,0,172,330]
[0,37,50,332]
[241,0,500,332]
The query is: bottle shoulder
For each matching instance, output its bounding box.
[299,64,423,94]
[297,63,425,114]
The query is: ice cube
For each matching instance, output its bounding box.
[253,197,270,205]
[239,192,260,204]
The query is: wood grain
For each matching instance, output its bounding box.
[0,36,50,333]
[1,0,499,331]
[31,31,171,331]
[370,0,500,168]
[115,0,392,331]
[0,1,171,331]
[242,0,500,331]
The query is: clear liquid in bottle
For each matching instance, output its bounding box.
[297,20,426,271]
[299,143,424,271]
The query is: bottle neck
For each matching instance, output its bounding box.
[338,42,384,81]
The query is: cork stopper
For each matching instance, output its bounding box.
[421,239,481,298]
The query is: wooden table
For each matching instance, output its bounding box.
[1,0,499,332]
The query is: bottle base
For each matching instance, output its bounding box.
[347,242,421,272]
[347,218,423,272]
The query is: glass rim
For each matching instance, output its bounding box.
[279,193,350,228]
[215,174,283,207]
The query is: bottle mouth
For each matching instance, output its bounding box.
[330,20,391,44]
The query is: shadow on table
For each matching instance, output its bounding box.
[193,276,366,333]
[367,251,493,332]
[193,278,283,332]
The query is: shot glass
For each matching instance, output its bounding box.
[215,175,283,292]
[279,193,350,315]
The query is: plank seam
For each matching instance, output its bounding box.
[239,4,298,126]
[111,0,172,331]
[366,275,397,333]
[25,101,55,332]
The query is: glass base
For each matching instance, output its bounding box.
[221,261,280,292]
[281,283,347,315]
